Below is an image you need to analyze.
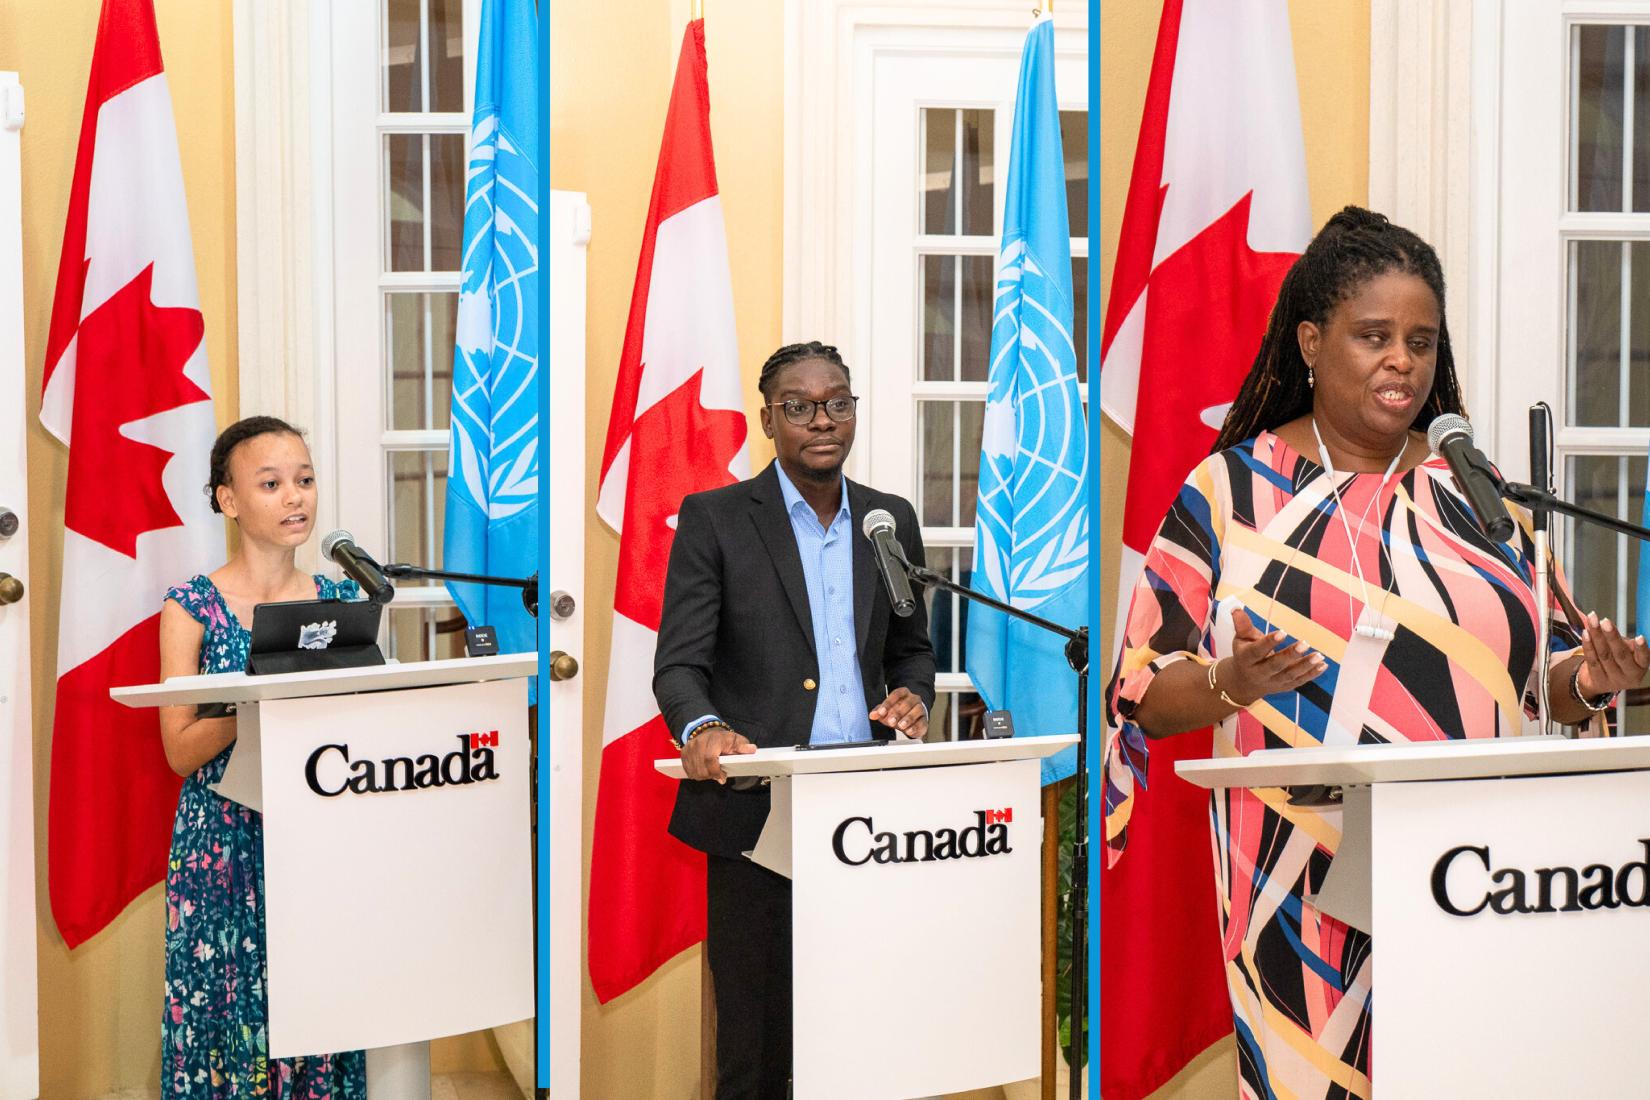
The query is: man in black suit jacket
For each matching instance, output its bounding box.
[654,342,936,1099]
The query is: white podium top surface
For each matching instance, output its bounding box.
[1175,733,1650,790]
[654,733,1077,779]
[110,653,538,708]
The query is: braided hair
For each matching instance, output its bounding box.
[205,415,306,514]
[1210,205,1466,454]
[757,341,851,400]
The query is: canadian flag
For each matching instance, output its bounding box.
[38,0,220,948]
[1097,0,1310,1095]
[587,19,749,1003]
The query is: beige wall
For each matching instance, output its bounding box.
[2,0,1366,1095]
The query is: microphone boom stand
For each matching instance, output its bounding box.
[382,562,541,619]
[896,551,1090,1099]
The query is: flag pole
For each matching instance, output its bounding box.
[691,0,703,19]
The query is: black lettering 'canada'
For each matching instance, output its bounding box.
[305,735,499,796]
[1431,839,1650,916]
[831,810,1013,866]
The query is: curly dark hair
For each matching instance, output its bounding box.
[205,415,306,514]
[757,341,851,399]
[1210,205,1467,454]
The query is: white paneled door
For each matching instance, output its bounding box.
[0,70,39,1100]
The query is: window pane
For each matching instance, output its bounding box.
[959,400,984,528]
[925,546,958,674]
[1061,109,1088,237]
[1566,454,1648,627]
[387,449,449,579]
[386,293,427,430]
[386,605,468,662]
[1073,255,1088,385]
[384,0,423,113]
[386,292,458,431]
[429,0,466,114]
[960,108,994,237]
[430,133,466,271]
[386,134,427,272]
[920,402,954,527]
[922,255,957,381]
[1573,24,1626,212]
[1571,239,1623,426]
[923,109,957,236]
[960,255,993,382]
[1632,243,1650,427]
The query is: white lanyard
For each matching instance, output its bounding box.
[1312,419,1403,642]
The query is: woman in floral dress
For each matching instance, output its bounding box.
[157,416,367,1098]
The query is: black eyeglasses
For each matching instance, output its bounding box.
[766,396,859,426]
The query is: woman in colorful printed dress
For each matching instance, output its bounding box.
[157,416,368,1098]
[1103,208,1650,1099]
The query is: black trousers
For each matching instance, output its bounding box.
[706,853,793,1100]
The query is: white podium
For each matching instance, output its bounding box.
[658,733,1076,1100]
[114,655,537,1097]
[1178,735,1650,1098]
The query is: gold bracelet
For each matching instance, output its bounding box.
[1207,658,1245,710]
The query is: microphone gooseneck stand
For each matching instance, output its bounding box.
[381,563,541,619]
[894,549,1090,1098]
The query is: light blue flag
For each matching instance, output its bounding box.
[967,16,1087,786]
[445,0,541,669]
[1639,445,1650,639]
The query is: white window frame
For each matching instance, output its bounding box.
[784,0,1089,730]
[1379,1,1650,728]
[235,0,480,645]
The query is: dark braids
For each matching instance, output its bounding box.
[757,341,851,400]
[205,415,305,514]
[1210,205,1466,454]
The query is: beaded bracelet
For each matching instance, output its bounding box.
[670,718,732,752]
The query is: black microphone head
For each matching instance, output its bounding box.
[320,529,353,561]
[861,509,897,539]
[1427,414,1473,455]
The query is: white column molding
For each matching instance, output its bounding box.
[1369,0,1485,428]
[233,0,339,561]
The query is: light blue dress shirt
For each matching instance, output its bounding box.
[773,464,873,745]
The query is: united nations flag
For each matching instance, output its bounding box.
[444,0,541,672]
[967,15,1087,786]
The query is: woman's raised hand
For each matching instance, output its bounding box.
[1218,608,1327,706]
[1576,612,1650,699]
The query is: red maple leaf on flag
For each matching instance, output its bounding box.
[613,369,747,632]
[64,263,207,558]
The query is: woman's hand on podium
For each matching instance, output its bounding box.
[682,726,757,784]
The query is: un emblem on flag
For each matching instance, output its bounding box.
[974,239,1088,611]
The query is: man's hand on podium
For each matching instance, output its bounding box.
[871,687,928,740]
[681,726,758,784]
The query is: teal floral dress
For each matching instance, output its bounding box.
[162,574,369,1098]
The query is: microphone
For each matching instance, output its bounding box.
[861,509,917,618]
[1426,415,1515,543]
[320,529,395,605]
[1529,403,1553,533]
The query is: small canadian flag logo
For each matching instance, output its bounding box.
[983,807,1012,825]
[470,730,500,750]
